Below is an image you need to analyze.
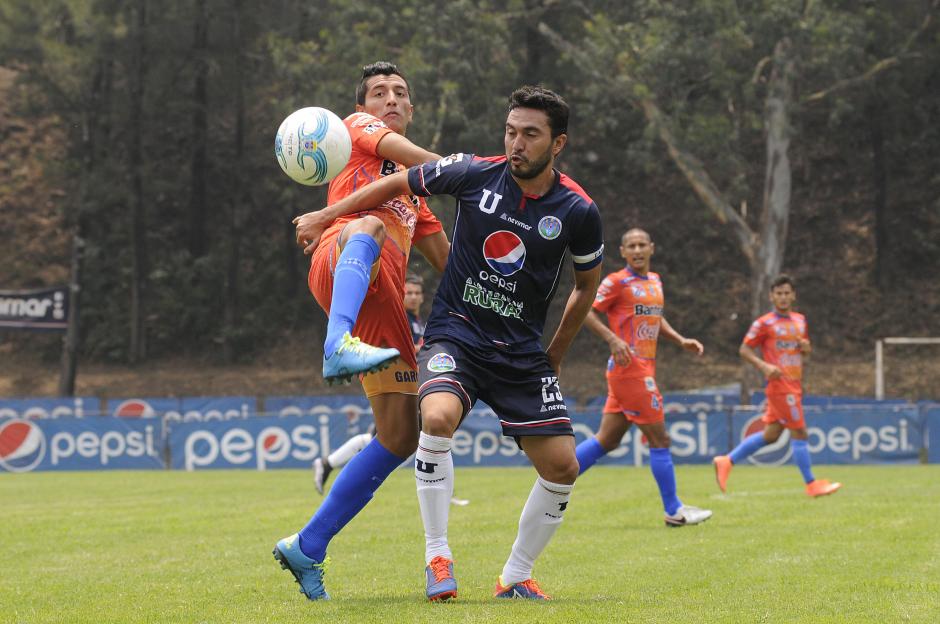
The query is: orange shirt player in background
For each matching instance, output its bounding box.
[274,62,448,601]
[575,228,712,527]
[713,274,842,498]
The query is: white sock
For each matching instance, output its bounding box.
[415,431,454,564]
[501,477,574,586]
[327,433,372,468]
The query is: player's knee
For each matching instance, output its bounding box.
[353,215,386,245]
[648,431,671,448]
[540,456,579,485]
[763,429,782,443]
[420,409,457,437]
[596,432,622,452]
[377,428,418,458]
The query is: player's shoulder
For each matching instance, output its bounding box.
[791,311,807,322]
[557,172,595,206]
[345,111,388,133]
[648,271,663,283]
[755,312,778,325]
[602,268,630,285]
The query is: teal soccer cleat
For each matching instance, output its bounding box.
[425,556,458,602]
[322,332,400,385]
[273,534,330,601]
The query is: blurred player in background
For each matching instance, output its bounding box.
[297,86,604,601]
[274,61,449,601]
[575,228,712,527]
[313,272,469,505]
[713,274,842,497]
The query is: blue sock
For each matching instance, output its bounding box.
[575,437,607,475]
[649,447,682,516]
[298,438,403,561]
[791,439,815,484]
[324,233,381,356]
[729,432,767,464]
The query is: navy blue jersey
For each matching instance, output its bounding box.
[408,154,603,354]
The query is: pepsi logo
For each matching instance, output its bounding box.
[0,419,47,472]
[740,414,791,466]
[483,230,526,276]
[113,399,156,419]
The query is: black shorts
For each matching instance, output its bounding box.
[417,339,573,439]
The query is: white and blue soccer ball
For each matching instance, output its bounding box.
[275,107,351,186]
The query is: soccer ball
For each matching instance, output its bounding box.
[275,107,351,186]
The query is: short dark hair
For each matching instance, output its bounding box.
[356,61,411,105]
[405,273,424,288]
[771,274,795,290]
[508,86,569,138]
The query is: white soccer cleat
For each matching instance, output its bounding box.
[664,505,713,527]
[312,457,331,495]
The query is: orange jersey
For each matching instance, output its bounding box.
[325,112,443,269]
[592,268,664,379]
[743,311,809,395]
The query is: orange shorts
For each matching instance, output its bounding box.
[761,392,805,429]
[308,225,418,397]
[602,375,664,425]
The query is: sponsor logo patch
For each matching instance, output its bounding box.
[538,216,562,240]
[427,353,456,373]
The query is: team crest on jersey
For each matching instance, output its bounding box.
[483,230,526,276]
[427,353,456,373]
[644,377,657,392]
[537,216,562,240]
[786,394,796,406]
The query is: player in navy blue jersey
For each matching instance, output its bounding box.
[295,86,603,601]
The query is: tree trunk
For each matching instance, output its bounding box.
[751,38,795,320]
[129,0,149,363]
[869,97,889,287]
[188,0,209,258]
[223,0,245,363]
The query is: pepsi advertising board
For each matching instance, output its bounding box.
[0,417,163,472]
[728,406,923,465]
[0,397,98,420]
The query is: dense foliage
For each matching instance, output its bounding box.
[1,0,938,365]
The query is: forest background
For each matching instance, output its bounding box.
[1,0,938,402]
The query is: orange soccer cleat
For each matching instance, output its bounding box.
[806,479,842,497]
[713,455,733,493]
[494,576,551,600]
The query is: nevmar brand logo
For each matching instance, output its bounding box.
[483,231,526,276]
[499,212,532,231]
[463,279,524,319]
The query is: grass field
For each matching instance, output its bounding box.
[2,465,939,623]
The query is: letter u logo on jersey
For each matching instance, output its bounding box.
[483,230,526,276]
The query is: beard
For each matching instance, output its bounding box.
[509,147,553,180]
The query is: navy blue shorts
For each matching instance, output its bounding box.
[417,339,573,438]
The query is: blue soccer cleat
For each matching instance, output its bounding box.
[273,534,330,601]
[493,576,551,600]
[425,556,457,602]
[322,332,400,385]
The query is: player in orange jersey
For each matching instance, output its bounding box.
[274,62,450,601]
[713,274,842,498]
[575,228,712,527]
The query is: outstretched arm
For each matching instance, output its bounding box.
[660,317,704,356]
[293,170,412,254]
[545,265,602,375]
[375,132,440,167]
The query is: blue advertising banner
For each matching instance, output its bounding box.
[925,407,940,464]
[0,417,163,472]
[168,416,339,470]
[728,406,923,465]
[0,397,99,419]
[105,397,181,419]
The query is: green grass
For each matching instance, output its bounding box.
[2,465,939,623]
